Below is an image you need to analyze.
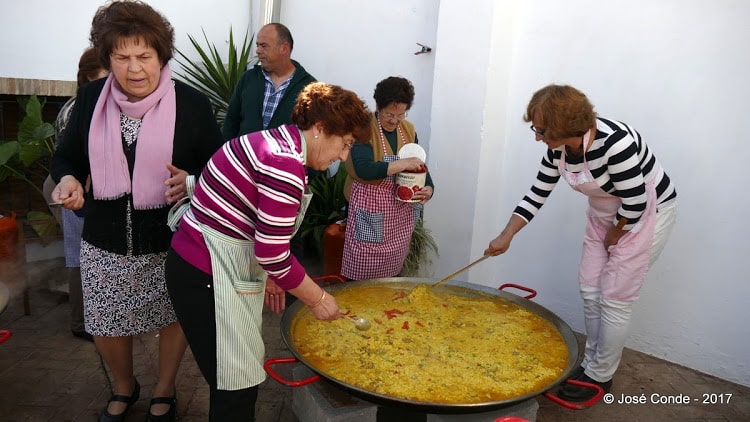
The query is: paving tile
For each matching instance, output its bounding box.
[2,258,750,422]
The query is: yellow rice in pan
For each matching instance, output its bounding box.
[291,284,568,404]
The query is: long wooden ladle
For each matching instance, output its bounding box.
[431,254,491,288]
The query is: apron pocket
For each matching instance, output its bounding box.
[354,208,384,244]
[231,278,265,295]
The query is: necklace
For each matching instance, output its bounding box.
[376,117,406,155]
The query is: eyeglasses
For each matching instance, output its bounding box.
[343,141,354,151]
[529,125,546,136]
[380,111,408,121]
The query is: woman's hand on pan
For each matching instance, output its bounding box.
[288,276,341,321]
[308,291,341,321]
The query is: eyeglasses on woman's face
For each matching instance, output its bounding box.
[380,111,408,121]
[529,124,546,136]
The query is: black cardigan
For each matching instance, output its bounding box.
[51,78,224,255]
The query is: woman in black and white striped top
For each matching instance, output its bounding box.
[485,84,677,403]
[514,116,676,228]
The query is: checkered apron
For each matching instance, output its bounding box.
[341,154,415,280]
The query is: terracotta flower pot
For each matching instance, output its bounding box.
[0,211,19,257]
[323,221,346,276]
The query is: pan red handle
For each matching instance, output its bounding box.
[263,357,320,387]
[498,283,537,299]
[313,275,347,287]
[542,379,604,409]
[0,330,11,344]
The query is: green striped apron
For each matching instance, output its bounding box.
[201,191,311,390]
[203,135,311,390]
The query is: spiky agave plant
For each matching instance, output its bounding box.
[173,27,257,126]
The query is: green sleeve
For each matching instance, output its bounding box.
[222,74,245,140]
[350,143,389,180]
[350,132,435,190]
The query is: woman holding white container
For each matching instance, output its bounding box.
[342,76,434,280]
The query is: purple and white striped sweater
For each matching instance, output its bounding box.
[171,124,308,290]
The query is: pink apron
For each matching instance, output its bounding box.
[559,133,658,301]
[341,153,415,280]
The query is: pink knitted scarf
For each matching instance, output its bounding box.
[88,64,175,209]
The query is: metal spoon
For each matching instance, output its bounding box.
[344,314,371,331]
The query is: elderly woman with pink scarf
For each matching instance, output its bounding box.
[50,2,223,421]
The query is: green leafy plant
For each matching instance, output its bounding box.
[298,167,349,258]
[173,27,257,126]
[401,214,439,277]
[0,95,58,237]
[0,96,55,194]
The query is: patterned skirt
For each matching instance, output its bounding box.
[80,240,176,336]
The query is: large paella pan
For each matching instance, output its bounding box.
[266,277,598,413]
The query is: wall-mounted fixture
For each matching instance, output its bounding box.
[414,43,432,55]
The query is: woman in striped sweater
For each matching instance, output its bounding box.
[484,84,677,402]
[165,82,370,421]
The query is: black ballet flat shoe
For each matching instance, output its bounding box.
[71,329,94,342]
[566,365,586,381]
[98,378,140,422]
[146,396,177,422]
[557,373,612,402]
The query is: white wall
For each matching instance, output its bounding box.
[279,0,439,151]
[3,0,748,387]
[0,0,252,81]
[429,0,750,386]
[284,0,750,386]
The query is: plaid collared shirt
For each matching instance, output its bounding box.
[261,69,295,129]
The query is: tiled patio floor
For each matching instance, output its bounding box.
[1,256,748,421]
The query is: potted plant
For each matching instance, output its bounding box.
[401,213,438,277]
[0,95,58,239]
[298,165,439,277]
[297,166,350,272]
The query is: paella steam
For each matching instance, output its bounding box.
[291,284,568,404]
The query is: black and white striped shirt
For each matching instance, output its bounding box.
[514,117,677,229]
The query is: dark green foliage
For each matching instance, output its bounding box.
[173,28,257,126]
